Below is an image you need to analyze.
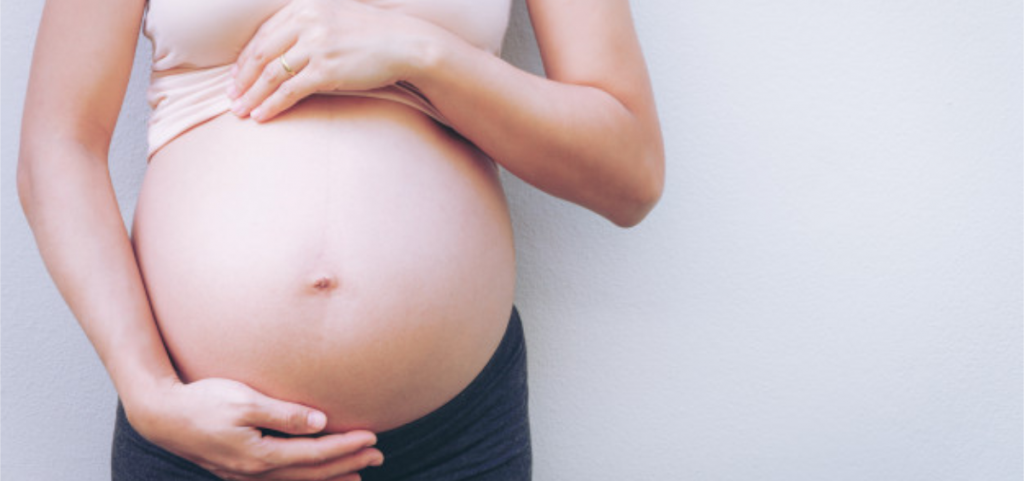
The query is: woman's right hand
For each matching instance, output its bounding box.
[126,377,384,481]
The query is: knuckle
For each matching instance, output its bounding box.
[262,64,279,81]
[297,3,321,21]
[250,439,282,467]
[306,450,328,466]
[306,28,326,44]
[288,410,309,429]
[236,392,260,412]
[222,390,256,412]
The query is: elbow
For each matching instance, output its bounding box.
[608,178,662,228]
[17,126,113,224]
[17,149,39,218]
[17,138,76,220]
[17,130,51,219]
[17,138,54,219]
[606,148,665,229]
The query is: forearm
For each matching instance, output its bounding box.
[18,140,179,411]
[407,34,664,227]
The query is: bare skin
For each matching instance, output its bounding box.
[135,94,517,434]
[18,0,663,480]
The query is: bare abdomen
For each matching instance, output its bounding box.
[131,95,516,433]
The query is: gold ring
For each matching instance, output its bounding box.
[279,54,297,77]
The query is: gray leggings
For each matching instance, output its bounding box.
[112,305,532,481]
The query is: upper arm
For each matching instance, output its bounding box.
[526,1,660,122]
[525,0,664,190]
[21,0,147,158]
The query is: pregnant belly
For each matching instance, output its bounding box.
[131,95,517,433]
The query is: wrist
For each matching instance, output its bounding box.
[119,373,183,437]
[402,24,456,86]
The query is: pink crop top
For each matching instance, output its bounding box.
[142,0,513,160]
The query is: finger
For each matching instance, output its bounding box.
[254,447,383,481]
[250,66,321,122]
[232,25,300,104]
[257,431,379,468]
[232,5,296,94]
[233,47,309,118]
[238,394,328,435]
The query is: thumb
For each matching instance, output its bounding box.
[241,394,328,435]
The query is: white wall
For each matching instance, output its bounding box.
[3,0,1021,479]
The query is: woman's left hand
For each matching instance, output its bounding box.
[227,0,442,122]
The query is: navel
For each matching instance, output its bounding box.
[310,274,338,292]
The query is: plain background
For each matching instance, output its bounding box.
[3,0,1022,479]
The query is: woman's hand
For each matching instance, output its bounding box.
[127,377,384,481]
[227,0,444,122]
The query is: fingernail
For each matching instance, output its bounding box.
[226,84,238,99]
[307,412,326,429]
[250,108,263,120]
[231,100,244,115]
[370,455,384,467]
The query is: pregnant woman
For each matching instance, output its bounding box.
[18,0,663,479]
